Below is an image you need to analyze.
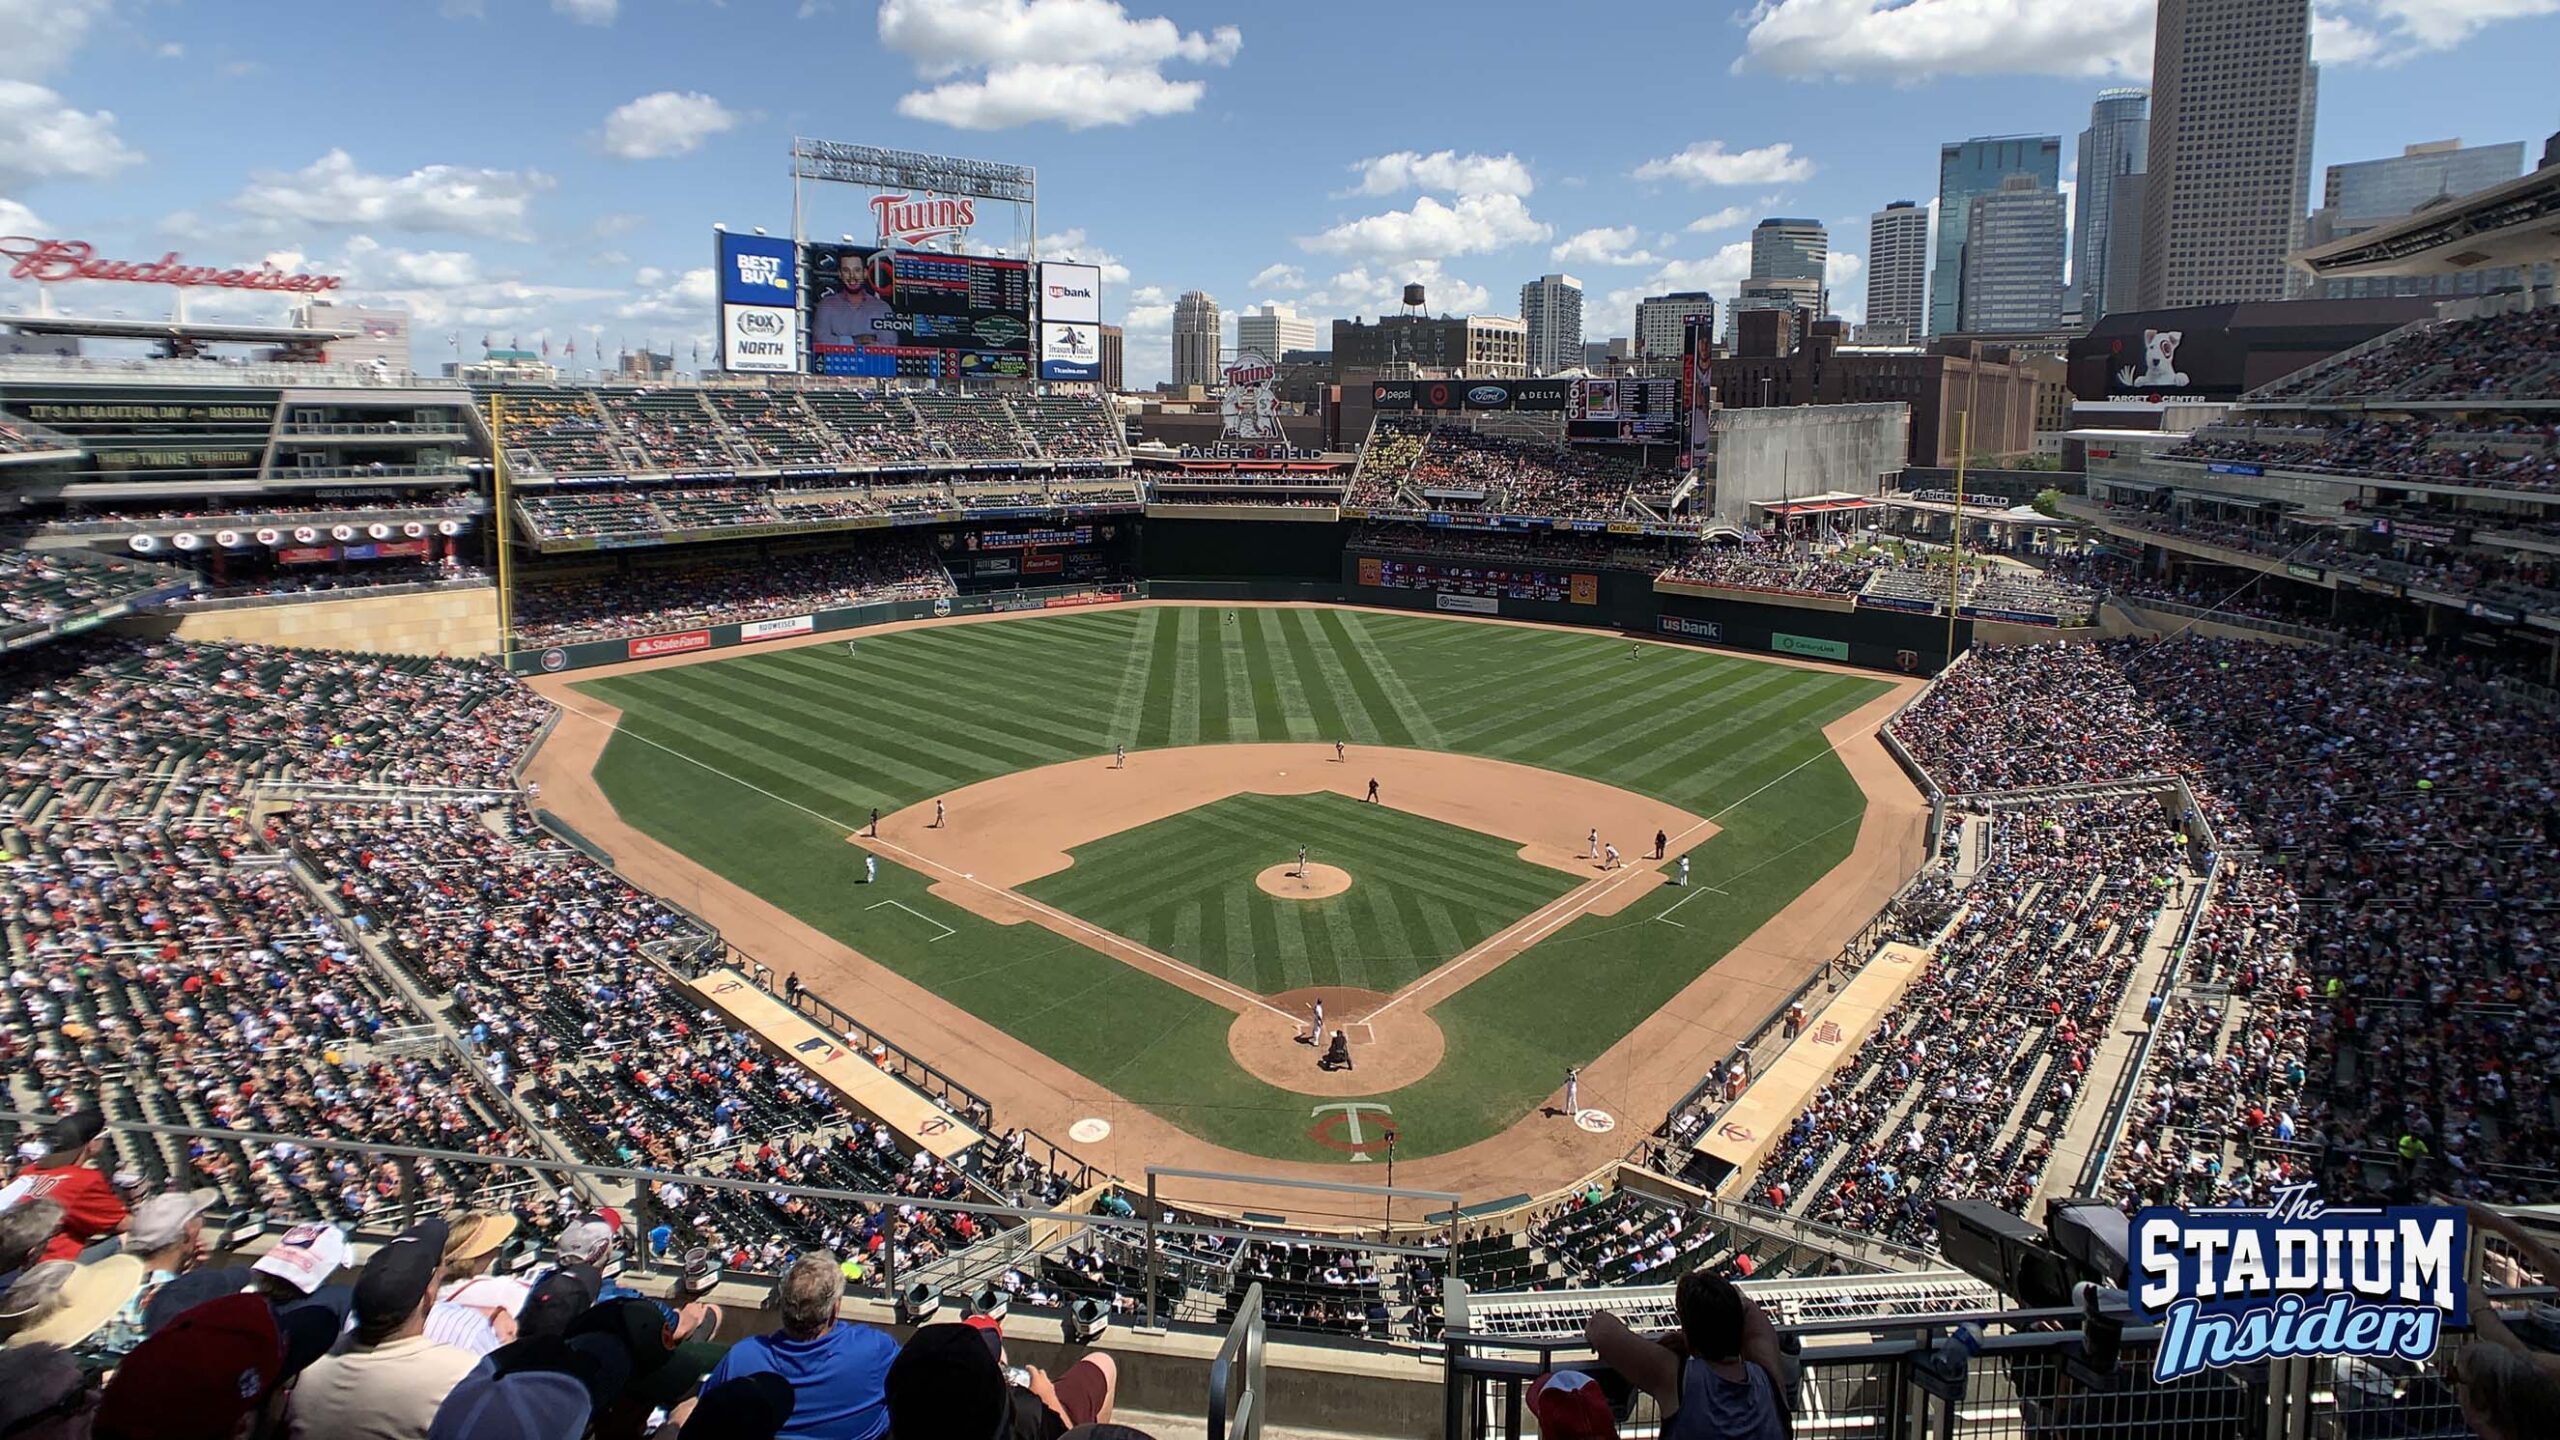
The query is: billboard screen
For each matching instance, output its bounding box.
[1569,377,1679,445]
[716,231,800,374]
[805,242,1033,379]
[1040,320,1102,381]
[1039,261,1102,325]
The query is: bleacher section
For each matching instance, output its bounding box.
[1,549,191,648]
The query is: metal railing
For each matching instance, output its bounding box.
[1207,1281,1269,1440]
[0,355,463,388]
[27,502,485,537]
[278,421,472,437]
[165,574,493,611]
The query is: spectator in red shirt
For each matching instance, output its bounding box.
[10,1111,128,1263]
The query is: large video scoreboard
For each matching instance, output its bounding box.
[1567,377,1681,445]
[805,242,1034,380]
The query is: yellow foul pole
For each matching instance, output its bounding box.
[1945,409,1968,667]
[491,394,516,670]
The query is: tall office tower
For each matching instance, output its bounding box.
[1636,292,1716,361]
[1518,273,1585,375]
[1867,201,1929,339]
[1932,136,2062,336]
[1234,303,1317,360]
[2137,0,2317,308]
[1960,176,2068,333]
[1172,290,1221,387]
[2074,88,2149,322]
[1728,218,1827,339]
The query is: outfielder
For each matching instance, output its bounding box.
[1677,855,1691,887]
[865,854,878,885]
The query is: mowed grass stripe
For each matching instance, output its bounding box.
[1245,609,1321,741]
[1233,609,1293,741]
[693,657,1076,775]
[1195,604,1234,744]
[585,678,967,807]
[1273,609,1352,743]
[1311,608,1417,747]
[756,650,1111,761]
[1167,607,1203,747]
[1335,610,1444,749]
[1134,607,1183,747]
[1532,666,1821,775]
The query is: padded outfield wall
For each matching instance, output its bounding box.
[510,516,1973,674]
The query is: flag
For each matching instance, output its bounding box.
[481,332,493,352]
[541,338,551,358]
[565,338,576,357]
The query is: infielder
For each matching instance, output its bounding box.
[868,807,879,837]
[1603,842,1622,871]
[1334,740,1346,763]
[1564,1066,1580,1116]
[865,854,878,885]
[1115,744,1126,769]
[1586,828,1600,860]
[934,799,946,829]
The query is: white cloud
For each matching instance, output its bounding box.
[879,0,1239,129]
[554,0,619,24]
[1250,263,1305,290]
[2371,0,2560,45]
[1737,0,2153,79]
[1826,251,1866,322]
[1686,205,1755,234]
[1596,243,1757,336]
[0,80,141,190]
[230,150,556,240]
[1634,141,1814,186]
[2313,9,2388,61]
[0,196,40,233]
[1826,252,1863,288]
[1303,260,1489,318]
[1035,228,1132,284]
[600,91,742,160]
[0,0,110,82]
[155,42,184,59]
[1347,150,1533,198]
[1298,192,1548,262]
[1550,225,1663,268]
[617,265,716,322]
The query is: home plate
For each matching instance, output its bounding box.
[1069,1118,1112,1144]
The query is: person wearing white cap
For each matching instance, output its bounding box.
[94,1188,218,1356]
[252,1222,355,1301]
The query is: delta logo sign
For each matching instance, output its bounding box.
[872,192,976,248]
[2132,1182,2466,1383]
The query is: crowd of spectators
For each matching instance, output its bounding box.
[1348,521,1667,571]
[512,542,956,645]
[1746,797,2191,1246]
[0,550,188,639]
[2248,307,2560,402]
[2164,417,2560,493]
[1894,633,2560,1208]
[24,495,479,535]
[1662,542,1887,599]
[1353,421,1661,520]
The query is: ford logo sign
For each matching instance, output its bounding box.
[1467,386,1507,405]
[737,309,788,336]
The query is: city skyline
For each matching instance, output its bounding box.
[1,0,2553,387]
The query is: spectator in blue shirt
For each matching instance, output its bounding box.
[706,1251,898,1440]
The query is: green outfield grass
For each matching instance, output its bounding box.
[575,604,1894,1162]
[1019,791,1578,994]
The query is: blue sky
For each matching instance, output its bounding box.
[3,0,2554,386]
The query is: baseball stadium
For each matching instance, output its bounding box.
[3,137,2558,1440]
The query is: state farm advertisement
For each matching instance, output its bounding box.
[628,630,712,659]
[740,615,815,642]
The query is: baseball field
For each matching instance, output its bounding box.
[531,602,1923,1187]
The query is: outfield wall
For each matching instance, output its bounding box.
[508,584,1138,674]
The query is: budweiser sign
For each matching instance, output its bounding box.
[0,236,343,293]
[870,193,976,247]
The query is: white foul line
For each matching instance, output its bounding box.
[866,899,956,942]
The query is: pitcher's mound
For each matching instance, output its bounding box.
[1256,862,1352,899]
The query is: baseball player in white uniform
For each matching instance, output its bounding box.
[1586,828,1600,859]
[934,799,946,829]
[1296,845,1308,878]
[1308,998,1325,1044]
[865,854,878,885]
[1115,744,1125,769]
[1564,1066,1580,1116]
[1603,843,1622,871]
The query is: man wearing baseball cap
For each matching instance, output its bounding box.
[288,1217,479,1440]
[251,1222,356,1310]
[94,1291,335,1440]
[93,1187,219,1355]
[10,1110,127,1263]
[1526,1370,1621,1440]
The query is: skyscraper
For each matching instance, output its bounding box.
[1172,290,1220,388]
[1635,292,1716,361]
[2305,140,2532,298]
[1729,219,1827,339]
[2074,89,2149,322]
[1234,303,1317,361]
[1960,176,2068,333]
[2137,0,2317,309]
[1098,324,1124,393]
[1932,136,2062,336]
[1519,273,1585,375]
[1866,201,1929,340]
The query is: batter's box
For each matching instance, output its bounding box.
[1345,1022,1377,1045]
